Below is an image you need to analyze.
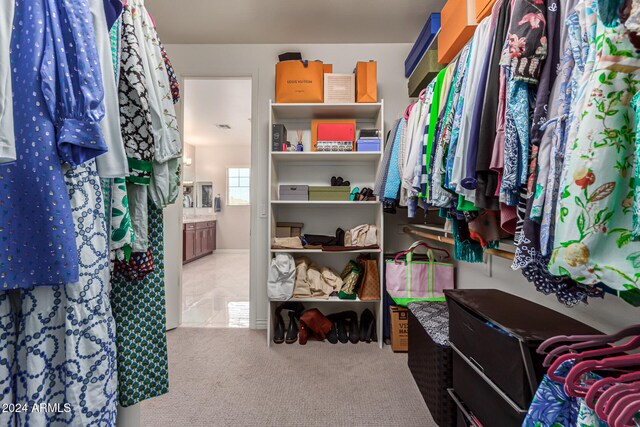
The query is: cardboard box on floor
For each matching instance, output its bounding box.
[390,306,408,352]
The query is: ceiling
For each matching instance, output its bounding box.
[183,78,252,147]
[145,0,445,44]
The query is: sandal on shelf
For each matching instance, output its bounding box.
[350,187,361,201]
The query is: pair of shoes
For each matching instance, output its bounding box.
[359,309,377,343]
[354,188,374,201]
[331,176,350,187]
[273,311,299,344]
[273,302,305,344]
[328,311,359,344]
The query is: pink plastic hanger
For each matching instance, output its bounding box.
[394,241,450,264]
[564,354,640,398]
[608,392,640,426]
[539,325,640,366]
[611,398,640,427]
[546,335,640,383]
[588,374,640,411]
[589,373,640,411]
[595,382,640,420]
[404,103,415,120]
[608,391,640,424]
[418,88,428,102]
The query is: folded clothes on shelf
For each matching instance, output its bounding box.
[272,236,304,249]
[293,257,343,299]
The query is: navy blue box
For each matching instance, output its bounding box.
[405,13,441,78]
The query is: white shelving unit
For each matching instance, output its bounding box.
[268,100,385,348]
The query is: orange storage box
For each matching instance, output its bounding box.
[438,0,477,64]
[476,0,497,22]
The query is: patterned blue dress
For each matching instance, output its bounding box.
[524,361,608,427]
[0,0,108,290]
[0,161,118,427]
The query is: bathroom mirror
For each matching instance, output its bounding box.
[183,182,195,208]
[197,182,213,208]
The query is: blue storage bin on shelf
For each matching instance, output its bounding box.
[357,139,381,152]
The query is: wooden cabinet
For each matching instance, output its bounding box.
[438,0,477,64]
[183,220,216,264]
[184,223,196,261]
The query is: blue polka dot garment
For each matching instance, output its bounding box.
[0,0,108,290]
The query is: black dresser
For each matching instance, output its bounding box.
[444,289,602,427]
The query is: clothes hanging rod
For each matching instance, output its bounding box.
[403,227,455,245]
[402,227,515,261]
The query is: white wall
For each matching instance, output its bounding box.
[182,143,196,182]
[194,144,251,250]
[164,42,638,335]
[165,42,414,329]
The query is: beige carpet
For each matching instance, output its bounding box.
[141,328,436,427]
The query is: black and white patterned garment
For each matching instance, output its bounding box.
[118,3,154,185]
[0,161,118,427]
[407,302,450,347]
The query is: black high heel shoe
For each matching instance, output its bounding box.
[285,311,299,344]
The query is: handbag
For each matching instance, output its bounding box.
[275,59,324,103]
[267,253,296,300]
[357,258,381,301]
[385,241,454,306]
[355,61,377,103]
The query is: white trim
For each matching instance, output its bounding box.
[254,319,268,330]
[175,72,260,332]
[213,249,250,254]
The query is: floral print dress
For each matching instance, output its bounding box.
[549,17,640,292]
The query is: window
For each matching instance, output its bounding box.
[227,168,250,206]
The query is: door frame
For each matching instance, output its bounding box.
[168,73,259,330]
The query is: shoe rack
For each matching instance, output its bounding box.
[268,100,385,348]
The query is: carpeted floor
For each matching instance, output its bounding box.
[141,328,436,427]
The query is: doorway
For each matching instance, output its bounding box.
[180,77,252,328]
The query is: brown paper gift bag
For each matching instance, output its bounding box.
[355,61,377,103]
[275,60,324,103]
[357,259,381,301]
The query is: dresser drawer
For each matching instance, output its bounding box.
[445,290,602,412]
[452,350,526,427]
[196,221,214,230]
[448,297,532,408]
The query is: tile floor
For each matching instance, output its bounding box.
[182,251,250,328]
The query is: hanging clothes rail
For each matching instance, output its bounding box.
[403,227,515,261]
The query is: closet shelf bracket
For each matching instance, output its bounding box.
[402,227,516,261]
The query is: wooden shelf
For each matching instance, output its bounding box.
[271,151,382,163]
[271,102,383,120]
[403,226,516,261]
[271,200,379,206]
[270,298,380,303]
[267,99,384,349]
[270,248,382,254]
